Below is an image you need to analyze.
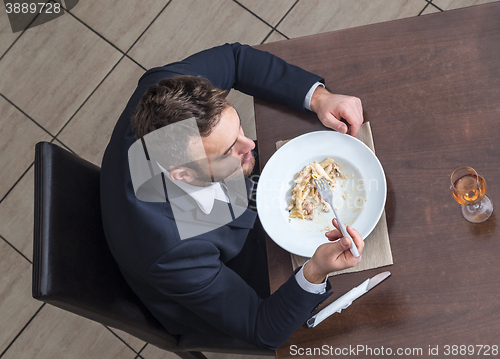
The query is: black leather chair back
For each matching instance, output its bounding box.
[32,142,273,359]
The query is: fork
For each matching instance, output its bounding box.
[313,178,360,258]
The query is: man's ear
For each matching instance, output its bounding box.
[169,167,196,183]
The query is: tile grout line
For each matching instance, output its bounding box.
[232,0,296,44]
[51,137,76,154]
[0,303,45,359]
[0,234,32,265]
[259,0,299,44]
[1,0,161,208]
[260,29,275,45]
[0,0,51,62]
[136,343,148,357]
[0,162,34,205]
[427,0,444,12]
[0,97,68,208]
[0,32,24,63]
[232,0,276,30]
[122,0,173,62]
[51,0,178,140]
[418,1,431,16]
[0,141,74,267]
[104,326,142,355]
[50,0,178,142]
[0,97,79,282]
[271,28,289,40]
[53,0,146,71]
[271,0,300,34]
[0,137,73,209]
[261,27,291,44]
[52,54,127,139]
[0,93,57,140]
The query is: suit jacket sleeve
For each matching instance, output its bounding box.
[148,239,331,350]
[140,42,324,112]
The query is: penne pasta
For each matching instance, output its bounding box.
[288,158,344,220]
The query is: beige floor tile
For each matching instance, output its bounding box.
[57,57,144,166]
[264,30,287,44]
[108,327,146,353]
[0,96,51,201]
[128,0,272,69]
[421,3,442,15]
[227,89,256,141]
[139,343,179,359]
[0,12,123,135]
[53,137,76,154]
[0,239,42,354]
[69,0,170,52]
[432,0,498,10]
[237,0,296,26]
[1,1,65,35]
[277,0,427,39]
[0,166,34,261]
[0,2,24,56]
[2,304,137,359]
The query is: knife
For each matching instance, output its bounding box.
[307,271,391,328]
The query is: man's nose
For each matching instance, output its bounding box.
[238,136,255,155]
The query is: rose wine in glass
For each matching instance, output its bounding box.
[450,167,493,223]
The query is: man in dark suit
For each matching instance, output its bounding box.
[101,43,364,350]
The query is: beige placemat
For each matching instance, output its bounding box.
[276,122,393,276]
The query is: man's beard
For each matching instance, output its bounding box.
[242,151,256,177]
[193,152,256,184]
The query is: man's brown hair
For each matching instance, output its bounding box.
[130,75,230,175]
[131,75,229,140]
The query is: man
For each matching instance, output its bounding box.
[101,43,364,350]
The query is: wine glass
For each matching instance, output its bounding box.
[450,166,493,223]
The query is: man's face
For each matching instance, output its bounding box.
[201,106,256,179]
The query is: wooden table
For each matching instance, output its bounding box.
[254,3,500,358]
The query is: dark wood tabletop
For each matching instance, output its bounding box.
[254,3,500,358]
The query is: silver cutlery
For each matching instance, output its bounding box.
[307,271,391,327]
[313,178,360,258]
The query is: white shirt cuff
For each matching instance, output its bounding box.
[304,82,325,111]
[295,260,327,294]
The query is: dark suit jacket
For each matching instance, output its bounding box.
[100,43,332,350]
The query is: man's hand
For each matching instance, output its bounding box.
[303,219,364,284]
[310,86,363,137]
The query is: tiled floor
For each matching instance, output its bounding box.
[0,1,497,358]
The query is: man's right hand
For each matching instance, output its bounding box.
[302,219,364,284]
[310,87,364,137]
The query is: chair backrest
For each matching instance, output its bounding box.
[33,141,274,358]
[32,142,274,359]
[32,141,179,351]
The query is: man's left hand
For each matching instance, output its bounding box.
[310,86,363,137]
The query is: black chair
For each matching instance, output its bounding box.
[32,142,274,359]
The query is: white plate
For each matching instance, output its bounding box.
[256,131,387,258]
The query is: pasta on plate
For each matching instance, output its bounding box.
[287,158,346,220]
